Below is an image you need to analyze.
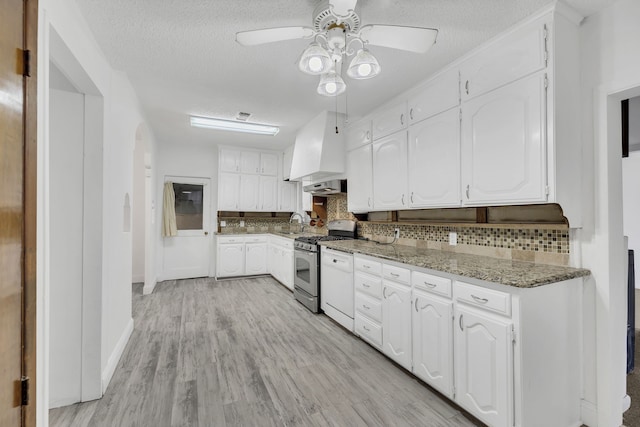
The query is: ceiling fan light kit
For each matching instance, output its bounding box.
[237,0,438,97]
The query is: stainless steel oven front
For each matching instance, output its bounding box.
[293,248,319,312]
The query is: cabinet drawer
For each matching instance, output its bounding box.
[382,264,410,285]
[354,271,382,299]
[354,256,382,275]
[355,292,382,322]
[455,281,511,316]
[218,235,244,244]
[412,271,452,298]
[355,314,382,348]
[244,235,267,243]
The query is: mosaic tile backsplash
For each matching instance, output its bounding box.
[327,194,571,266]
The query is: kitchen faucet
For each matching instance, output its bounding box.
[289,212,305,233]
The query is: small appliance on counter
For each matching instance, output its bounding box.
[293,220,357,313]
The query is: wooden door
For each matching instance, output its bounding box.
[1,0,37,425]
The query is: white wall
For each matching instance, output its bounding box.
[132,137,146,283]
[38,0,157,424]
[155,142,218,280]
[48,88,84,408]
[623,152,640,289]
[579,0,640,425]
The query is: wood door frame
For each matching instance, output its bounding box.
[23,0,38,425]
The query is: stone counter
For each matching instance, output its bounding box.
[320,239,590,288]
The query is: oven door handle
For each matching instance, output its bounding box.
[295,249,317,258]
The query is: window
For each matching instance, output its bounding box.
[173,183,204,230]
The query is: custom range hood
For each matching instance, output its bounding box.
[289,110,346,182]
[303,179,347,195]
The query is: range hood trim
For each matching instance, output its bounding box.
[303,179,347,195]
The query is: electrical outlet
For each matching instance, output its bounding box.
[394,228,400,239]
[220,220,226,227]
[449,232,457,246]
[240,220,245,227]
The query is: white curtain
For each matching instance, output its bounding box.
[162,182,177,237]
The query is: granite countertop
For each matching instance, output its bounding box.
[320,239,590,288]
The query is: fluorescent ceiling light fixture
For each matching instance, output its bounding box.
[190,116,279,136]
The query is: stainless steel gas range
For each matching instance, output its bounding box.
[293,220,357,313]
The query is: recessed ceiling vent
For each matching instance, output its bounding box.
[236,112,252,122]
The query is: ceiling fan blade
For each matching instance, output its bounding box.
[236,27,315,46]
[359,25,438,53]
[329,0,358,17]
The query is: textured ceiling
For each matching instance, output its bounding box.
[74,0,614,150]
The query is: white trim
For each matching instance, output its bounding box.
[132,274,145,284]
[622,394,631,413]
[142,279,157,295]
[581,399,597,427]
[101,318,134,393]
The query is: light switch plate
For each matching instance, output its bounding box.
[220,220,226,227]
[449,232,457,246]
[240,220,245,227]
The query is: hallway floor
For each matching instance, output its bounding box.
[49,277,481,427]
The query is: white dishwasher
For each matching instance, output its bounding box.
[321,247,354,331]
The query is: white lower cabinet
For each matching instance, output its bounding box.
[411,288,454,398]
[381,278,412,370]
[354,255,383,350]
[454,304,513,427]
[245,242,267,275]
[216,242,245,277]
[269,235,294,290]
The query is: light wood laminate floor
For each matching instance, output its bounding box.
[50,277,481,427]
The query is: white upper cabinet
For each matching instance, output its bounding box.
[346,118,372,151]
[259,176,278,211]
[260,153,278,176]
[372,132,408,210]
[460,20,546,101]
[218,173,240,210]
[408,68,460,124]
[408,108,461,208]
[347,144,373,213]
[461,72,546,205]
[219,149,241,173]
[240,151,260,174]
[372,101,408,141]
[279,181,297,212]
[282,145,294,181]
[239,174,260,211]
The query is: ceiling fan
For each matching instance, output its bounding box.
[236,0,438,96]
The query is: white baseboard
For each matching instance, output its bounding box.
[581,399,597,427]
[101,318,134,393]
[142,278,157,295]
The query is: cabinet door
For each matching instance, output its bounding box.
[461,73,546,205]
[218,173,240,210]
[408,108,461,208]
[346,119,372,151]
[372,101,408,140]
[260,153,278,176]
[382,280,412,370]
[239,175,260,211]
[372,132,408,210]
[219,148,241,173]
[241,151,260,174]
[279,181,297,212]
[282,146,294,181]
[281,248,294,290]
[245,243,267,275]
[409,68,460,124]
[217,243,245,277]
[412,290,453,398]
[455,305,513,427]
[259,176,278,211]
[460,21,546,101]
[347,145,373,213]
